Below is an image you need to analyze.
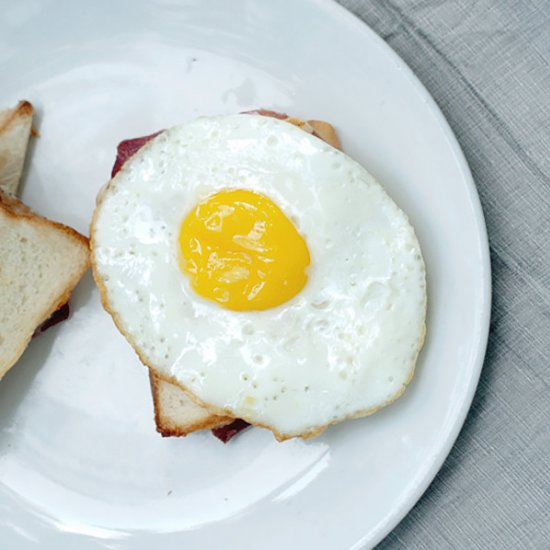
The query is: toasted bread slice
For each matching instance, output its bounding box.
[308,120,342,150]
[0,101,33,196]
[150,118,342,437]
[150,373,232,436]
[0,195,89,380]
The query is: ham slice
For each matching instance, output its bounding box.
[33,303,70,337]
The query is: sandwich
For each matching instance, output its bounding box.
[92,110,427,441]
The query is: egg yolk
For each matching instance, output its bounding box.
[179,189,310,311]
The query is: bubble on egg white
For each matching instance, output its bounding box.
[310,318,329,334]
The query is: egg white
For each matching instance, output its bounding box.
[91,114,426,438]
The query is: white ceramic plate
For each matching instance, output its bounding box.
[0,1,491,548]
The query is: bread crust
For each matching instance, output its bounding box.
[0,192,89,248]
[0,100,33,133]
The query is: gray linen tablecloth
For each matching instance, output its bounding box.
[335,1,550,548]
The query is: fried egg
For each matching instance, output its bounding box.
[91,114,426,439]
